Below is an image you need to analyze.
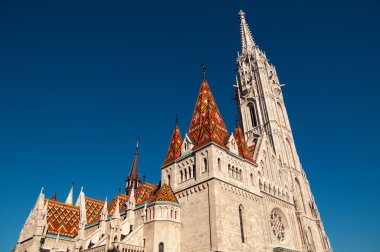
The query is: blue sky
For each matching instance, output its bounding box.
[1,0,379,251]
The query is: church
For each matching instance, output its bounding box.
[14,11,332,252]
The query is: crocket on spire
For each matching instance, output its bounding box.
[125,137,141,196]
[162,115,183,166]
[239,10,255,54]
[188,66,229,149]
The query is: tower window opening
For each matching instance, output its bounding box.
[159,242,164,252]
[203,158,208,172]
[248,102,258,128]
[217,158,221,172]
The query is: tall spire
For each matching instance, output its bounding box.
[239,10,255,54]
[162,115,183,166]
[188,72,229,149]
[65,182,74,205]
[126,137,141,195]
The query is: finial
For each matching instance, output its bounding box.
[118,186,122,193]
[80,186,84,193]
[175,114,178,125]
[52,192,57,201]
[40,187,44,194]
[142,174,146,183]
[202,63,207,80]
[238,10,245,19]
[71,181,74,187]
[135,136,140,153]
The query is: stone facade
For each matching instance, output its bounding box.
[14,10,332,252]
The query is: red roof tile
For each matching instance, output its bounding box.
[188,80,229,149]
[234,124,254,162]
[46,199,79,238]
[162,123,183,166]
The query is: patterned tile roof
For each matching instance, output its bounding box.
[162,122,183,166]
[85,197,104,224]
[108,194,129,215]
[149,183,178,203]
[234,124,254,162]
[45,199,79,238]
[188,80,229,149]
[136,182,157,205]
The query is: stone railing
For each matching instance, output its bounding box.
[118,244,145,252]
[83,245,106,252]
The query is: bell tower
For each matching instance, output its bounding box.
[235,10,299,169]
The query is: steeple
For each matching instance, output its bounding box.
[100,197,108,221]
[239,10,255,54]
[162,115,183,166]
[65,182,74,205]
[188,71,229,149]
[125,137,141,196]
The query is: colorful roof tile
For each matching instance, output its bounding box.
[136,182,157,205]
[149,183,178,203]
[46,199,79,238]
[85,197,104,224]
[234,124,254,162]
[108,194,129,215]
[188,80,229,149]
[162,122,183,166]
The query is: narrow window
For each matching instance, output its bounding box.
[167,175,171,186]
[250,173,253,185]
[249,103,258,127]
[217,158,221,172]
[159,242,164,252]
[239,205,245,243]
[193,164,196,179]
[203,158,208,172]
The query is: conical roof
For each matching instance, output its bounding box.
[162,121,183,166]
[233,123,254,162]
[188,80,229,149]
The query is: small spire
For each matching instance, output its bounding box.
[202,64,207,80]
[65,182,74,205]
[52,192,57,201]
[113,196,121,219]
[101,197,108,221]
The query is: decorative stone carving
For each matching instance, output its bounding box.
[270,209,286,242]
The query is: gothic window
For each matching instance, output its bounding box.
[193,164,196,179]
[203,158,208,172]
[239,205,245,243]
[184,169,188,180]
[248,102,259,128]
[228,164,231,176]
[159,242,164,252]
[277,102,286,127]
[250,173,254,185]
[167,175,171,186]
[180,170,183,183]
[188,167,192,178]
[286,138,296,168]
[270,209,286,242]
[217,158,221,172]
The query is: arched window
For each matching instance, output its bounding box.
[159,242,164,252]
[167,175,171,186]
[250,173,254,185]
[217,158,221,172]
[203,158,208,172]
[180,170,183,183]
[295,178,307,213]
[188,167,192,178]
[239,205,245,243]
[248,102,259,128]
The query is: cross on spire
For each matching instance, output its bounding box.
[202,64,207,80]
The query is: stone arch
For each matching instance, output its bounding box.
[295,178,307,213]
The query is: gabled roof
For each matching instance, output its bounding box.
[234,124,254,162]
[45,199,79,238]
[149,183,178,204]
[108,194,129,215]
[162,122,183,166]
[85,197,104,224]
[188,80,229,149]
[136,182,157,205]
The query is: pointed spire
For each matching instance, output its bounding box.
[126,137,141,195]
[233,123,254,162]
[112,196,121,219]
[188,75,229,149]
[162,115,183,166]
[35,187,45,210]
[52,192,57,201]
[101,197,108,221]
[239,10,255,54]
[78,186,87,228]
[65,182,74,205]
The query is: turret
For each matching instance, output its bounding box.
[125,138,141,195]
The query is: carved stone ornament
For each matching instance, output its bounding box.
[270,209,286,242]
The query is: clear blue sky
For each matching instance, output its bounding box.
[1,0,379,251]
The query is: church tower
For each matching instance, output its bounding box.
[235,10,332,252]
